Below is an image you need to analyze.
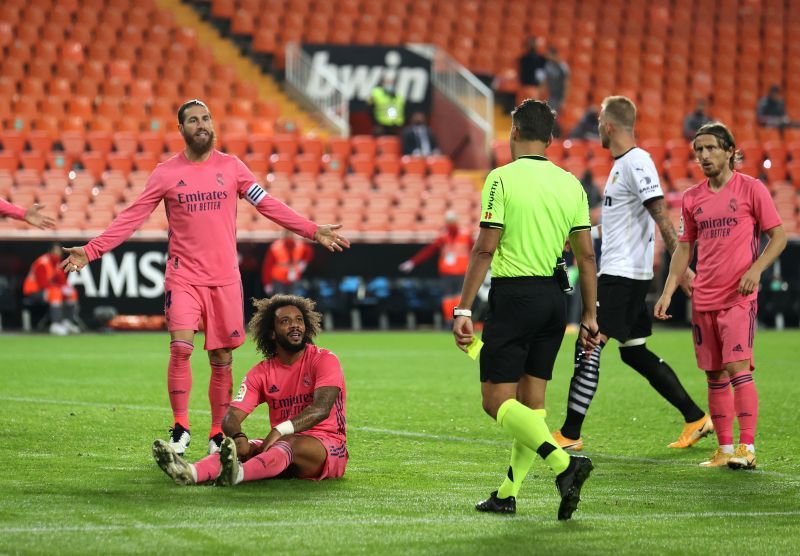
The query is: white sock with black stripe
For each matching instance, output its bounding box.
[560,339,605,439]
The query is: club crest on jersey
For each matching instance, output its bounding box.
[233,381,247,402]
[303,372,312,388]
[216,173,224,187]
[729,198,737,212]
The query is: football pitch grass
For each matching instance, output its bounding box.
[1,329,799,555]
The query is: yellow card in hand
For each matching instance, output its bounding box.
[466,337,483,360]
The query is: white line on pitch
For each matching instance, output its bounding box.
[3,510,800,535]
[1,396,798,479]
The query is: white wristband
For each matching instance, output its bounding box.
[590,226,600,240]
[274,420,294,436]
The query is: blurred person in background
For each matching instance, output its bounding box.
[23,242,80,335]
[683,98,712,140]
[401,112,441,157]
[569,105,601,140]
[399,211,473,322]
[756,84,797,129]
[518,36,546,87]
[543,47,570,113]
[262,230,314,296]
[368,76,406,136]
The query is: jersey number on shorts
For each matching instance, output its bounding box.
[165,290,172,309]
[692,324,702,346]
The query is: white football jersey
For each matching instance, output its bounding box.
[599,147,664,280]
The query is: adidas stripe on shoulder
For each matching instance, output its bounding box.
[245,183,268,206]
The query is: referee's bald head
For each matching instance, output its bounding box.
[511,99,555,143]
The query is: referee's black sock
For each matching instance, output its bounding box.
[619,343,705,423]
[561,339,605,440]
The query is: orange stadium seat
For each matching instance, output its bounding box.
[46,152,72,174]
[269,154,295,175]
[427,156,453,175]
[165,132,185,154]
[321,155,347,177]
[19,151,46,174]
[376,155,401,176]
[244,153,269,176]
[273,134,299,156]
[133,152,159,173]
[327,137,351,160]
[401,156,427,176]
[107,152,133,175]
[113,132,139,156]
[350,154,375,177]
[0,131,26,154]
[221,133,249,158]
[351,135,377,158]
[139,132,165,156]
[28,130,54,154]
[0,151,18,173]
[376,136,401,157]
[300,137,325,158]
[295,154,321,176]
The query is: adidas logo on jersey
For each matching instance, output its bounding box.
[176,179,187,187]
[695,206,703,215]
[732,344,743,352]
[268,384,279,393]
[230,330,241,338]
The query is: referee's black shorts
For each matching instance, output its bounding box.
[597,274,652,343]
[480,277,566,383]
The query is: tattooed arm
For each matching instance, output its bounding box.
[645,197,695,297]
[258,386,341,452]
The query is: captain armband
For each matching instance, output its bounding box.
[245,183,268,206]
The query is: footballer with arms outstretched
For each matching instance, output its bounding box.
[61,100,350,456]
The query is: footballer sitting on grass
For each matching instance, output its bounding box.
[153,295,348,486]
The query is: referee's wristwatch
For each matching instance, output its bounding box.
[453,308,472,319]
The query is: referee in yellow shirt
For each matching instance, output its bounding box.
[453,99,600,520]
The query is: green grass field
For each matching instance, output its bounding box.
[1,329,799,555]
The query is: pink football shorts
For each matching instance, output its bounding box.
[249,432,348,480]
[298,431,348,480]
[691,300,756,372]
[164,277,245,351]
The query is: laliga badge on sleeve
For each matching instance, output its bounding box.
[466,337,483,360]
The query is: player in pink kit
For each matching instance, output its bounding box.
[1,199,55,229]
[151,295,347,486]
[60,100,350,456]
[655,122,786,469]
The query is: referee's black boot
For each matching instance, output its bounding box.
[555,455,593,520]
[475,491,516,514]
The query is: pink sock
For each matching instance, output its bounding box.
[242,441,293,482]
[707,376,734,445]
[208,360,233,437]
[168,340,194,429]
[193,454,220,484]
[731,371,759,445]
